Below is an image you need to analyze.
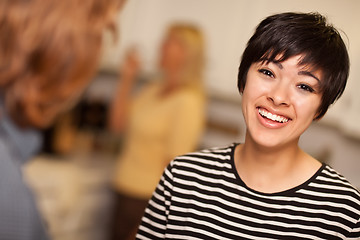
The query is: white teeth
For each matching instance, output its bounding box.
[258,108,289,123]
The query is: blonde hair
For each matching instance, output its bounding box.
[0,0,123,128]
[165,23,205,88]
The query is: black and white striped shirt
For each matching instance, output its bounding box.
[137,143,360,239]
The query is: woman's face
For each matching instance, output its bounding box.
[159,32,187,72]
[241,55,322,149]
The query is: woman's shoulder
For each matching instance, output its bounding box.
[321,164,359,188]
[169,144,235,170]
[317,164,360,202]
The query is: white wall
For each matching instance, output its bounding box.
[101,0,360,138]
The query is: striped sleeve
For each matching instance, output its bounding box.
[136,164,174,239]
[349,217,360,239]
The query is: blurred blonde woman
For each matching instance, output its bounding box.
[109,23,206,240]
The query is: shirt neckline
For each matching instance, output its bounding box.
[229,143,326,196]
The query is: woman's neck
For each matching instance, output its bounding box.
[161,71,182,95]
[234,132,321,193]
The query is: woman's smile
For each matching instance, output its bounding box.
[256,107,291,129]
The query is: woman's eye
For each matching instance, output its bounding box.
[258,69,274,78]
[298,84,315,93]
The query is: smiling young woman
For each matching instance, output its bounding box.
[236,54,324,194]
[136,12,360,240]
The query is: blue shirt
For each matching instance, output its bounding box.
[0,106,49,240]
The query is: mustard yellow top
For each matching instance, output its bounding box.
[112,82,206,199]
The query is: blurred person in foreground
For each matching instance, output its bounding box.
[0,0,125,239]
[108,24,206,240]
[136,12,360,239]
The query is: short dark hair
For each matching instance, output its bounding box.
[237,12,349,120]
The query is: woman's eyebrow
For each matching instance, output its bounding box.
[261,59,283,69]
[274,62,283,69]
[298,71,320,82]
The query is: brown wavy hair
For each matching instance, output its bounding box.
[0,0,124,128]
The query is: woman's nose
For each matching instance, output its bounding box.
[267,82,290,106]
